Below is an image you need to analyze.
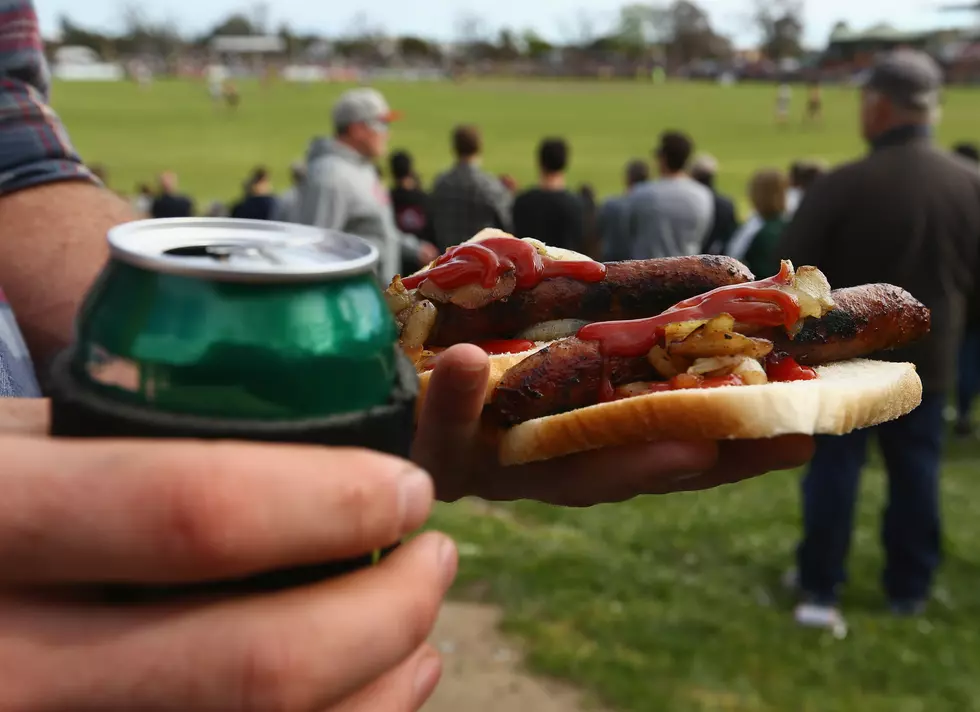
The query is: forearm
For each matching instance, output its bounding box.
[0,182,135,365]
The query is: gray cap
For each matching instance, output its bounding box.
[864,49,942,110]
[690,153,719,177]
[332,88,402,132]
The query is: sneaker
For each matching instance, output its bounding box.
[794,601,848,638]
[889,599,927,617]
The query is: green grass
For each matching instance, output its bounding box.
[54,78,980,210]
[430,432,980,712]
[52,78,980,710]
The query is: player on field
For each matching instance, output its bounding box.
[804,80,823,124]
[775,82,792,126]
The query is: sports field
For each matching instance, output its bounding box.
[55,78,980,711]
[54,78,980,207]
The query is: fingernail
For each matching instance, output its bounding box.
[453,360,489,393]
[399,468,434,531]
[413,649,443,706]
[438,535,458,590]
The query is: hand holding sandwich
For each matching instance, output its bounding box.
[414,343,816,505]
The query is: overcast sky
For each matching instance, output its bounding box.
[36,0,965,49]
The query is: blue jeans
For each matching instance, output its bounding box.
[796,393,945,604]
[958,328,980,422]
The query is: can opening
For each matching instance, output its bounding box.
[165,244,237,261]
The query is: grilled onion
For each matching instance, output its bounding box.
[385,277,412,315]
[687,355,769,385]
[774,261,835,336]
[668,315,773,361]
[517,319,590,342]
[647,345,678,378]
[401,300,437,362]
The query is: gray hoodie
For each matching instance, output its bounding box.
[298,138,419,282]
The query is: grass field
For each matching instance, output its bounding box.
[54,78,980,209]
[54,78,980,711]
[431,433,980,712]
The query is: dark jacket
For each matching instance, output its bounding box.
[779,126,980,394]
[151,193,194,219]
[231,194,277,221]
[701,192,739,255]
[512,188,585,253]
[743,216,786,280]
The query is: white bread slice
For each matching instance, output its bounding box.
[416,344,547,406]
[497,359,922,466]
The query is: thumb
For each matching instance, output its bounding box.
[412,344,490,500]
[321,644,443,712]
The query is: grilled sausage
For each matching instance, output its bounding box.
[490,285,930,426]
[425,255,753,346]
[768,284,931,366]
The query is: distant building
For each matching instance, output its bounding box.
[209,35,287,75]
[51,45,125,81]
[822,24,966,72]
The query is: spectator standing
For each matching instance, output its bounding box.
[953,141,980,437]
[578,184,599,259]
[389,150,436,274]
[599,159,649,261]
[627,130,714,259]
[132,182,154,217]
[691,153,739,255]
[786,160,828,217]
[272,160,306,223]
[230,166,277,221]
[736,169,788,278]
[781,50,980,629]
[429,125,512,249]
[297,88,435,283]
[150,171,194,219]
[511,138,584,251]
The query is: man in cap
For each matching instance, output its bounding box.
[690,153,739,256]
[780,50,980,630]
[298,87,437,282]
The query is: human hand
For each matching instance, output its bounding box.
[412,345,815,505]
[0,434,456,711]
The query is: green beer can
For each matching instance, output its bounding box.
[48,218,419,596]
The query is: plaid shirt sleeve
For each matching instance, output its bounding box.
[0,0,96,196]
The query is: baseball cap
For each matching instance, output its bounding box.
[863,49,942,110]
[332,88,403,132]
[690,153,719,176]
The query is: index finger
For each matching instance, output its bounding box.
[0,436,434,584]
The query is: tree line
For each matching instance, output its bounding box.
[54,0,808,66]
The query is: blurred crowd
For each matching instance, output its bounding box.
[95,49,980,635]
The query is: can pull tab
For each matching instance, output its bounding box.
[165,244,286,265]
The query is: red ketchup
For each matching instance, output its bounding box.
[476,339,536,355]
[579,263,801,400]
[766,353,817,382]
[577,264,802,359]
[400,237,606,291]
